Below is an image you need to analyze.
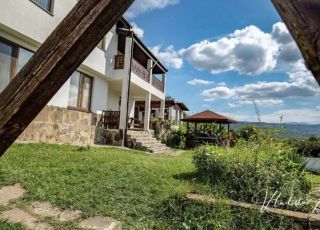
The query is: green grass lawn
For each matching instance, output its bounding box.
[306,173,320,188]
[0,143,205,229]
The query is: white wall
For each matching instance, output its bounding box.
[0,0,120,112]
[91,77,109,114]
[107,89,121,111]
[48,79,71,108]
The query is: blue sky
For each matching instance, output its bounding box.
[125,0,320,124]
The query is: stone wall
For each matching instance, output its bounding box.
[17,106,123,146]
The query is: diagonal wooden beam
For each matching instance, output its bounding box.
[272,0,320,86]
[0,0,134,156]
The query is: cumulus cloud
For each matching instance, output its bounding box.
[271,22,302,64]
[180,22,304,76]
[180,25,279,75]
[187,78,213,85]
[131,22,144,38]
[201,61,320,105]
[126,0,179,19]
[202,86,235,100]
[150,45,183,69]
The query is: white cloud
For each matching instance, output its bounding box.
[179,22,305,76]
[262,108,320,124]
[126,0,179,19]
[228,99,283,108]
[223,108,320,124]
[217,82,227,86]
[150,45,183,69]
[202,61,320,104]
[187,78,213,85]
[202,86,235,101]
[180,25,279,75]
[131,22,144,38]
[271,22,303,65]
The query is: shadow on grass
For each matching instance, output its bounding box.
[172,172,198,182]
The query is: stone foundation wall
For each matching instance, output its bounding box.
[17,106,123,146]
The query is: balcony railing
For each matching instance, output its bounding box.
[152,75,164,92]
[114,54,165,93]
[132,59,150,83]
[100,110,120,129]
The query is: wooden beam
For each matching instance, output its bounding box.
[0,0,134,156]
[187,193,320,227]
[272,0,320,86]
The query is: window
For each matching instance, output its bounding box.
[31,0,54,13]
[0,38,33,92]
[68,72,93,112]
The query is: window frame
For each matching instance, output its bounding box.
[30,0,55,15]
[67,72,94,113]
[0,37,34,81]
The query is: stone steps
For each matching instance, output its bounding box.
[127,130,171,154]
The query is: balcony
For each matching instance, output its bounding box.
[113,55,165,93]
[132,59,150,83]
[152,75,164,92]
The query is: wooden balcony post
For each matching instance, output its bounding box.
[0,0,134,156]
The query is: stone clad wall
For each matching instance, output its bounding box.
[18,106,95,146]
[16,106,123,147]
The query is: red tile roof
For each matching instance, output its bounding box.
[181,110,236,124]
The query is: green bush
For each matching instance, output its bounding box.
[289,137,320,157]
[237,125,262,141]
[192,145,311,212]
[160,124,187,149]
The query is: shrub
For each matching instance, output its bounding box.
[192,145,311,212]
[160,124,187,149]
[237,125,262,141]
[289,137,320,157]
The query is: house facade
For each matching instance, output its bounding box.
[0,0,169,149]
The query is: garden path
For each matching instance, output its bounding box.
[0,184,122,230]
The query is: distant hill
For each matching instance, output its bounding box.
[231,122,320,140]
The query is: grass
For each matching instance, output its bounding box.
[306,173,320,188]
[0,221,26,230]
[1,143,319,229]
[0,143,205,229]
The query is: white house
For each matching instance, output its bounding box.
[0,0,171,152]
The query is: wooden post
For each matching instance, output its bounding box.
[0,0,134,156]
[272,0,320,86]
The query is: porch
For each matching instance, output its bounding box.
[103,80,166,131]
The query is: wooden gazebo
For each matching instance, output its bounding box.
[181,110,237,148]
[181,110,236,133]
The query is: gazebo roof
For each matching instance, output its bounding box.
[181,110,237,124]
